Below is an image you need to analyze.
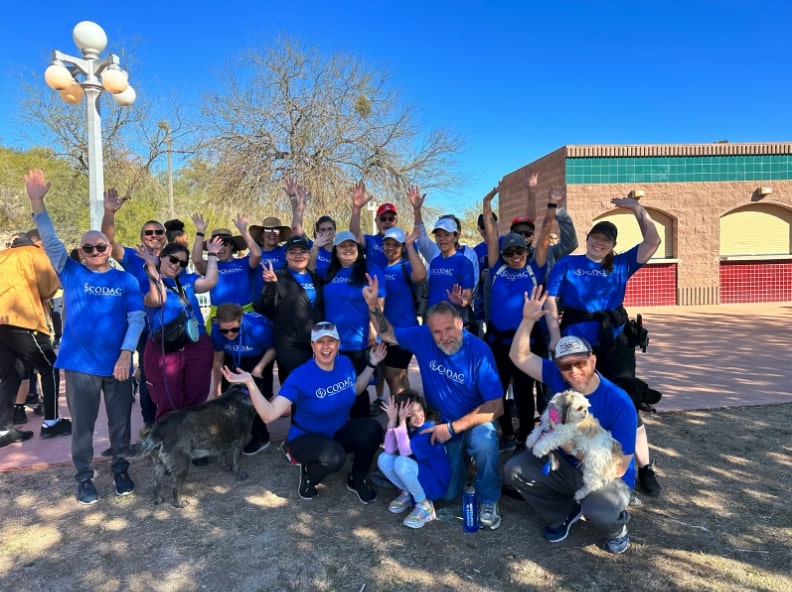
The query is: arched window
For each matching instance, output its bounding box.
[595,208,674,259]
[720,205,792,256]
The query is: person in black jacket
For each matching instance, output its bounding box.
[254,235,325,383]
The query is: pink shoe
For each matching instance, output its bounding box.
[388,490,412,514]
[403,501,437,529]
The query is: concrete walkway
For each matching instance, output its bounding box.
[2,302,790,472]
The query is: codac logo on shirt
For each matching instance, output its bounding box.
[574,268,608,277]
[430,268,455,277]
[83,283,123,297]
[429,360,465,384]
[315,377,354,398]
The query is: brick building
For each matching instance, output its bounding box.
[498,142,792,306]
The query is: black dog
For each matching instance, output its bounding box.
[121,385,257,508]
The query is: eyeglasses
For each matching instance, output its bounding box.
[143,229,165,236]
[166,255,189,268]
[557,360,589,372]
[81,243,109,255]
[502,249,527,257]
[219,326,241,335]
[515,230,534,238]
[287,249,309,257]
[263,228,280,233]
[378,215,396,222]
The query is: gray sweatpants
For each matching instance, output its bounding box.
[503,450,631,539]
[65,371,135,483]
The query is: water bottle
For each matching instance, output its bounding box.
[462,481,479,533]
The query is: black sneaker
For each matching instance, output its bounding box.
[543,502,582,543]
[32,404,44,416]
[77,479,99,505]
[13,405,27,424]
[0,428,34,448]
[25,392,40,405]
[637,461,662,497]
[298,464,318,499]
[243,437,271,456]
[114,472,135,496]
[347,474,377,504]
[40,418,72,439]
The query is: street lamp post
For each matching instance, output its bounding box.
[44,21,136,231]
[158,121,175,219]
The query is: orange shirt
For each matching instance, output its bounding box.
[0,245,60,334]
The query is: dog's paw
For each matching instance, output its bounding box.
[172,500,189,509]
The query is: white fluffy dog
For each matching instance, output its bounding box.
[525,390,623,501]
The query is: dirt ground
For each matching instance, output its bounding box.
[1,403,790,592]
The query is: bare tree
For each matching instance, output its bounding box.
[194,34,464,220]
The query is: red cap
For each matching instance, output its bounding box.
[511,216,534,228]
[376,203,397,217]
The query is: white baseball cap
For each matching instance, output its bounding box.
[383,227,406,243]
[311,322,340,341]
[554,336,593,360]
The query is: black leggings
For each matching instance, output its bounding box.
[593,331,644,427]
[287,418,383,484]
[487,338,538,443]
[340,349,371,419]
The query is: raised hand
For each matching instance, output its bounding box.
[382,395,398,426]
[522,168,539,189]
[405,229,419,248]
[406,185,425,210]
[206,236,224,255]
[261,260,277,283]
[369,341,387,366]
[521,285,548,321]
[397,400,411,425]
[548,187,564,205]
[24,169,51,201]
[314,229,333,249]
[352,180,371,208]
[191,214,209,234]
[233,213,249,233]
[282,175,299,199]
[610,196,641,210]
[446,283,464,306]
[134,244,159,271]
[103,187,127,213]
[361,273,380,307]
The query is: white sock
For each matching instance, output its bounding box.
[44,419,59,428]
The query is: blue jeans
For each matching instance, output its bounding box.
[442,421,500,503]
[377,452,426,502]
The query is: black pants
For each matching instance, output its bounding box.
[287,418,383,484]
[341,349,371,419]
[487,338,538,443]
[0,326,60,429]
[221,354,273,444]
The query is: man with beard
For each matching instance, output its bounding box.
[362,277,504,530]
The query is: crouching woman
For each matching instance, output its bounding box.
[222,323,386,504]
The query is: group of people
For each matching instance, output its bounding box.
[0,167,664,555]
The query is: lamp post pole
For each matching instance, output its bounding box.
[44,21,136,231]
[159,121,174,219]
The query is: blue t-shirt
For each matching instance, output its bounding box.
[315,247,333,278]
[427,252,474,307]
[365,233,388,269]
[120,246,151,294]
[210,255,257,307]
[541,359,637,488]
[210,311,274,366]
[406,420,451,501]
[146,273,207,336]
[394,326,501,423]
[279,355,357,440]
[290,269,317,307]
[55,259,145,376]
[383,260,419,328]
[488,259,545,336]
[546,246,642,346]
[324,265,386,351]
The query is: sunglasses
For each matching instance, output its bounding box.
[219,326,241,335]
[81,243,109,255]
[165,255,189,268]
[503,249,527,258]
[263,228,280,233]
[515,230,534,237]
[557,360,589,372]
[143,229,165,236]
[312,321,337,332]
[378,215,396,222]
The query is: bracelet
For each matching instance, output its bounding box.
[367,361,378,369]
[195,231,205,237]
[547,203,558,209]
[207,253,218,257]
[447,421,455,436]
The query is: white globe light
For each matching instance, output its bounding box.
[72,21,107,52]
[44,63,74,90]
[59,82,85,104]
[102,67,128,93]
[113,84,136,106]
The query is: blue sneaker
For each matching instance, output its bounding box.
[77,479,99,505]
[543,502,582,543]
[114,471,135,496]
[602,527,630,554]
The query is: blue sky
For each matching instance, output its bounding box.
[1,1,790,210]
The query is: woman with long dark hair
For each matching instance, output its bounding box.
[323,231,386,419]
[139,240,220,420]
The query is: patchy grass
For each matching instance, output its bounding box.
[1,404,790,591]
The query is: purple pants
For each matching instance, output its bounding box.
[144,333,213,421]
